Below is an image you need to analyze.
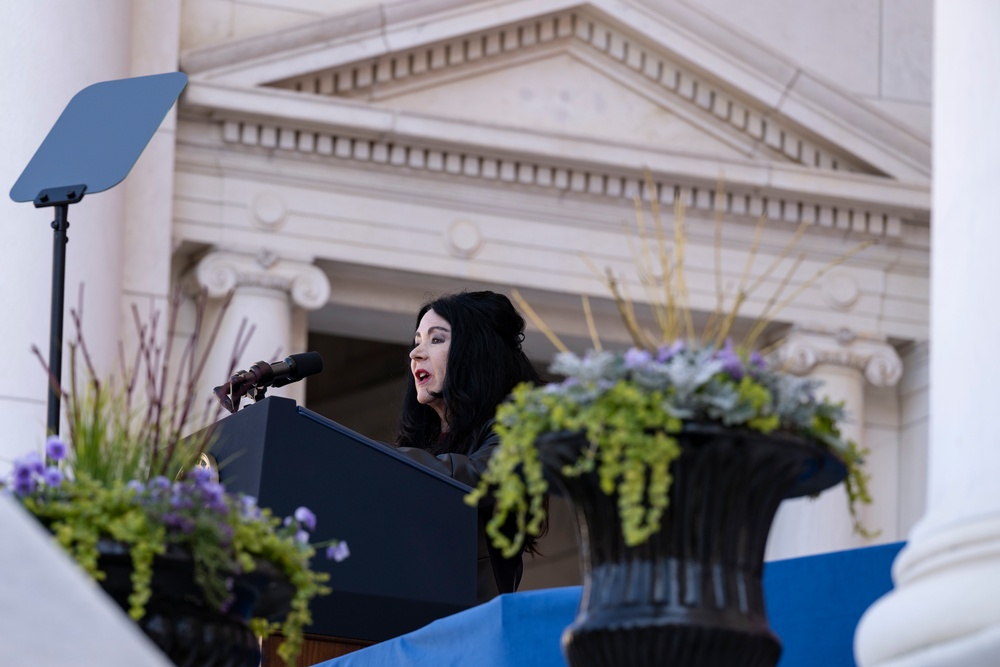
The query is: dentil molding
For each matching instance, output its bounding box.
[181,3,929,239]
[189,249,331,310]
[210,112,907,238]
[778,327,903,388]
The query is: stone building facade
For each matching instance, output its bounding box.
[2,0,932,592]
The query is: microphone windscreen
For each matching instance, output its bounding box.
[287,351,323,379]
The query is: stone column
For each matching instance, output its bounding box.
[856,2,1000,665]
[0,0,132,462]
[765,327,902,561]
[190,249,331,408]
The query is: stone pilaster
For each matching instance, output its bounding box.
[765,327,902,561]
[189,248,330,407]
[0,1,133,457]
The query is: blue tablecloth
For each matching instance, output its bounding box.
[315,542,904,667]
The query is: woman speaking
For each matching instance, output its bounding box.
[393,291,542,603]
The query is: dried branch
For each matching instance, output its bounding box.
[581,294,602,352]
[511,290,569,354]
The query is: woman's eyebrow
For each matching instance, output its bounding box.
[414,325,451,339]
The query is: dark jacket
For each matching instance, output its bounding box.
[394,421,523,604]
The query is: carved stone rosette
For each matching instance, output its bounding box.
[190,249,331,310]
[777,327,903,388]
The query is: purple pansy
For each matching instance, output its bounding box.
[294,506,317,532]
[169,487,194,510]
[163,512,196,534]
[239,496,261,520]
[200,481,228,513]
[623,347,653,370]
[147,476,170,499]
[656,340,685,363]
[327,541,350,562]
[13,462,34,483]
[43,466,63,487]
[45,436,67,462]
[13,475,37,496]
[189,467,212,485]
[715,339,744,379]
[11,453,43,495]
[16,452,45,477]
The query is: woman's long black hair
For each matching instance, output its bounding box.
[395,291,541,454]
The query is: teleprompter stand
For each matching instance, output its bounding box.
[9,72,187,435]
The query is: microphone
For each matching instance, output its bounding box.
[215,352,323,413]
[232,351,324,390]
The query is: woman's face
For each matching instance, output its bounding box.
[410,308,451,427]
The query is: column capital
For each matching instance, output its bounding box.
[188,248,330,310]
[778,326,903,388]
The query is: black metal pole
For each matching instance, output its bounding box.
[47,203,69,436]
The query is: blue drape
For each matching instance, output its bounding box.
[314,542,903,667]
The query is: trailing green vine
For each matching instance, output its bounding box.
[468,345,874,556]
[3,290,347,667]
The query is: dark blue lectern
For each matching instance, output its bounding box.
[206,397,479,644]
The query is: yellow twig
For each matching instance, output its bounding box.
[645,172,678,341]
[712,213,766,347]
[672,197,696,340]
[581,294,603,352]
[606,270,650,349]
[511,290,569,354]
[741,252,805,349]
[626,220,670,338]
[744,240,874,349]
[745,220,812,296]
[757,336,786,358]
[713,173,726,319]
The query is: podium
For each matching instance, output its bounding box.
[206,397,478,656]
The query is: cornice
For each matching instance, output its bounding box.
[181,0,567,77]
[180,0,929,182]
[181,81,928,238]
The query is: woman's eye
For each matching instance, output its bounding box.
[432,337,444,344]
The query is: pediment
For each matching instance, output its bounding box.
[180,0,930,237]
[304,46,778,164]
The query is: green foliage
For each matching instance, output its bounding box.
[17,469,332,665]
[467,345,873,556]
[25,475,165,619]
[5,290,337,667]
[229,501,332,665]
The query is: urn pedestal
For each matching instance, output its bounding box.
[539,425,846,667]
